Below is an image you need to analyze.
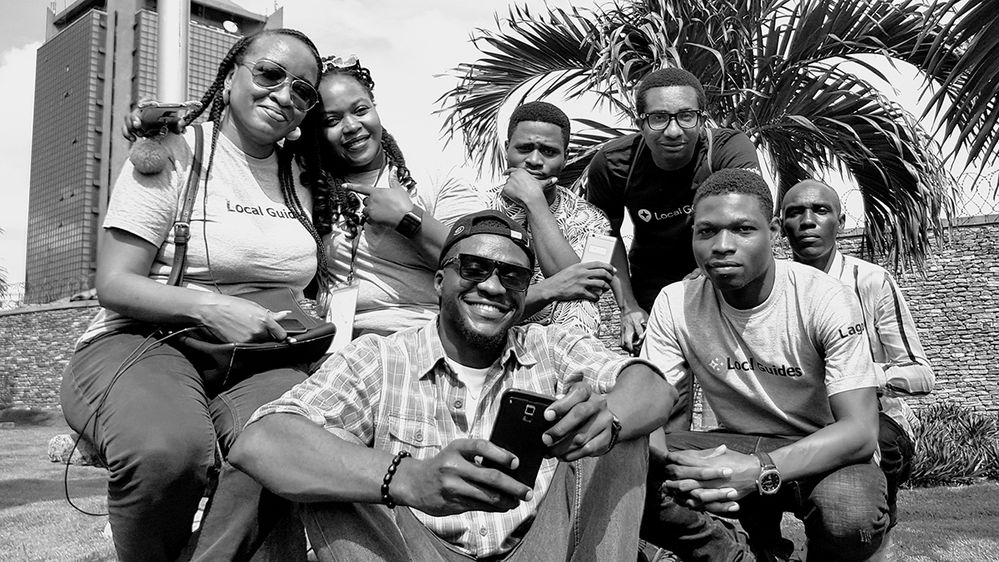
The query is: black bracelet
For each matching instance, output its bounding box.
[380,450,411,509]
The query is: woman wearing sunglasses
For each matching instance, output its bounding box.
[302,55,484,337]
[61,29,328,562]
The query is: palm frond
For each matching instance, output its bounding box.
[436,4,598,174]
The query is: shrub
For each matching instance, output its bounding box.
[908,402,999,487]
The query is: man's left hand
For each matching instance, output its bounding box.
[663,446,761,513]
[541,382,616,462]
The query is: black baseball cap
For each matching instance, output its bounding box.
[439,210,535,268]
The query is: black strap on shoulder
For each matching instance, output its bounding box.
[623,134,645,197]
[167,124,204,287]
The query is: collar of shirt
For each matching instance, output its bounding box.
[410,317,542,382]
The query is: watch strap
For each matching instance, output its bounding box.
[395,205,424,238]
[606,411,623,452]
[754,450,777,470]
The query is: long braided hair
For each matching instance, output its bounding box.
[301,56,417,239]
[181,28,332,314]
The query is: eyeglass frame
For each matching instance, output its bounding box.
[239,58,320,112]
[440,253,533,292]
[639,109,703,131]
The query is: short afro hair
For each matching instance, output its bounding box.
[507,101,571,150]
[634,68,707,115]
[692,169,773,221]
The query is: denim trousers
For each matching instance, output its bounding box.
[302,437,649,562]
[877,412,914,529]
[642,430,889,562]
[60,328,307,562]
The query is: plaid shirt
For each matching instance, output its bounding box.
[249,317,655,558]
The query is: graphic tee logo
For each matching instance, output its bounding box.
[725,356,803,378]
[638,209,653,222]
[708,357,724,372]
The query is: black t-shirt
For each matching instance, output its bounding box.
[585,128,760,311]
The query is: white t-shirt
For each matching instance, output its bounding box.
[444,357,491,429]
[77,124,317,346]
[326,166,485,335]
[641,260,879,437]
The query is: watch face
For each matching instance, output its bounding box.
[759,470,781,493]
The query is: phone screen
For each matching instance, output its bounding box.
[484,389,556,487]
[277,317,307,334]
[581,234,616,263]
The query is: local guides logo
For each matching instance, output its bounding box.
[719,356,803,378]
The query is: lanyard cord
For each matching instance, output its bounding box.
[343,162,386,285]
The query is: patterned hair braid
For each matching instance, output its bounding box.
[380,129,416,190]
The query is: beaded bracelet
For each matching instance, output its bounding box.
[381,450,411,509]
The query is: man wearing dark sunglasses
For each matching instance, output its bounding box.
[585,68,762,358]
[231,209,678,561]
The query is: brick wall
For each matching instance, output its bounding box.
[2,218,997,413]
[0,301,99,408]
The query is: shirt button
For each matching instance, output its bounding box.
[479,527,488,536]
[454,400,463,409]
[414,430,423,442]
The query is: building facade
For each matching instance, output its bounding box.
[25,0,279,303]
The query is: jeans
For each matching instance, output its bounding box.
[878,412,914,529]
[302,437,649,561]
[60,328,307,562]
[642,431,889,562]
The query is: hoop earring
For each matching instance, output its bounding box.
[222,88,230,106]
[285,127,301,141]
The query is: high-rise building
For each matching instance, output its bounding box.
[25,0,281,303]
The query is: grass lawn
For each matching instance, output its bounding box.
[2,409,998,561]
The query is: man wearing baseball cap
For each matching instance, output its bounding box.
[231,210,678,560]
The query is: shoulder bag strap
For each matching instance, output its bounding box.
[705,128,715,175]
[167,124,205,287]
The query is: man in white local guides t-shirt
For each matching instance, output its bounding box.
[638,169,889,561]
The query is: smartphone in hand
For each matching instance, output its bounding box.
[484,389,556,487]
[581,233,616,264]
[276,317,308,335]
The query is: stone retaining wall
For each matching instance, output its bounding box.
[2,218,997,413]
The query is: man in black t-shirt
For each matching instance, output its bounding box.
[586,68,761,355]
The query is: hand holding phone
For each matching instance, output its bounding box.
[484,389,556,487]
[132,100,202,137]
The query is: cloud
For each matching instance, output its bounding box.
[0,42,39,286]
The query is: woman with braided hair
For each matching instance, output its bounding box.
[304,55,484,337]
[61,29,326,561]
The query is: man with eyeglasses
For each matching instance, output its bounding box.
[231,209,677,561]
[586,68,761,358]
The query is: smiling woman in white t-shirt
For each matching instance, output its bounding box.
[60,29,329,562]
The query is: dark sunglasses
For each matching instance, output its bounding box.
[240,59,319,112]
[442,254,533,292]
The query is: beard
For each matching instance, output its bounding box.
[456,317,507,355]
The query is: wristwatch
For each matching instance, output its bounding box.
[606,411,623,452]
[395,205,424,238]
[752,451,782,495]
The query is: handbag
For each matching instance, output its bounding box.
[167,125,336,391]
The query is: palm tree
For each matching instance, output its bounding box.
[437,0,999,268]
